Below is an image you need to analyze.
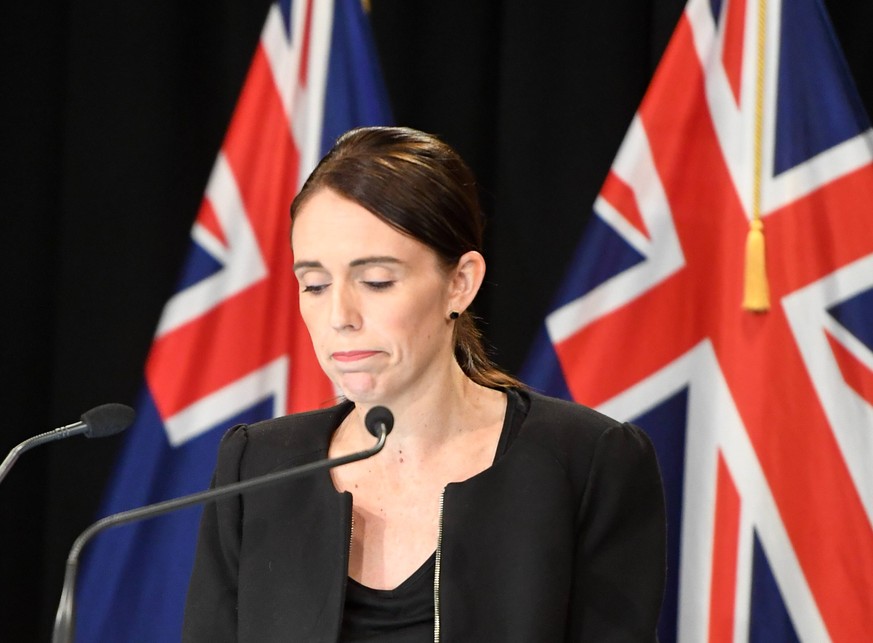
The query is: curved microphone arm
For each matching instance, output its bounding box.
[52,424,389,643]
[0,423,86,485]
[1,403,134,486]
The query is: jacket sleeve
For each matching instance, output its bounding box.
[181,425,249,643]
[569,422,667,642]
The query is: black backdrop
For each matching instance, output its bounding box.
[1,1,871,639]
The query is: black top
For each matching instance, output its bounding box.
[340,553,436,642]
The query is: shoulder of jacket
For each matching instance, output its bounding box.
[517,389,654,482]
[218,401,353,478]
[246,402,351,438]
[523,389,623,437]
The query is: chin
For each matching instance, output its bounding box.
[336,373,382,403]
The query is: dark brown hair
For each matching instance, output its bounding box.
[290,126,520,390]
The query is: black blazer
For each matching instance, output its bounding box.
[183,389,666,642]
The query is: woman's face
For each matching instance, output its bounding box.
[291,188,459,405]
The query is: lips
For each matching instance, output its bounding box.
[331,350,380,362]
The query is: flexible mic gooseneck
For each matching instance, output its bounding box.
[0,403,135,485]
[51,405,394,643]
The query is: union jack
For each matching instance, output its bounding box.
[524,0,873,640]
[74,1,391,639]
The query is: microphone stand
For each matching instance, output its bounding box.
[52,425,389,643]
[0,423,87,485]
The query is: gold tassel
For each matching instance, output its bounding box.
[743,0,770,313]
[742,219,770,312]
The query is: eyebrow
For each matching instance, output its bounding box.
[349,256,402,268]
[292,256,402,271]
[292,260,323,271]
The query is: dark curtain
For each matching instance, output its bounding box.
[1,0,870,639]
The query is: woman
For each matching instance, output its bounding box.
[183,126,666,642]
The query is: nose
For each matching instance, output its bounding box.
[329,281,361,331]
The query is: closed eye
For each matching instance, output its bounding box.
[364,281,395,291]
[302,284,329,294]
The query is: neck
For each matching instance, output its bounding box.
[346,366,503,457]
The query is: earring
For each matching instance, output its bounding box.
[449,311,460,320]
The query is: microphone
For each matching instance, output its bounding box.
[51,405,394,643]
[363,405,393,438]
[0,403,135,485]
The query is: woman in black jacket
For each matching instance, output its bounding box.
[183,126,666,642]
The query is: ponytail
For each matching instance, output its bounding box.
[453,313,522,389]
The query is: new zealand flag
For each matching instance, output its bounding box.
[524,0,873,640]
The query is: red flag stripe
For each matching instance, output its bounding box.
[600,169,651,240]
[708,452,742,643]
[722,0,747,107]
[825,332,873,407]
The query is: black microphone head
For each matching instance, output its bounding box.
[80,403,136,438]
[364,406,394,438]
